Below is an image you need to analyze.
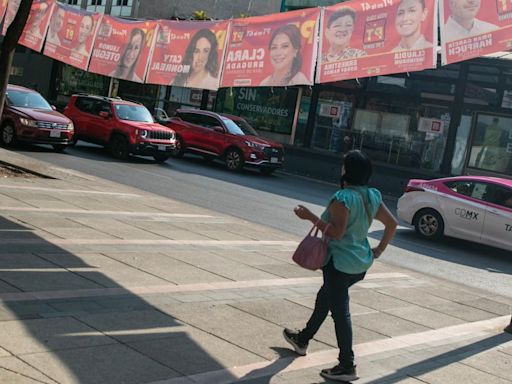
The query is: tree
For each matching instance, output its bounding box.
[0,0,34,118]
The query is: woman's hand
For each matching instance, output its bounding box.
[372,246,383,258]
[294,205,314,221]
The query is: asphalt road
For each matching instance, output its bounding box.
[14,143,512,298]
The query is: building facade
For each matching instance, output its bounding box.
[7,0,512,195]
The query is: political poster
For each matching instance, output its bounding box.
[2,0,20,35]
[0,0,8,29]
[43,3,102,71]
[19,0,53,52]
[440,0,512,65]
[88,16,157,83]
[221,8,320,88]
[146,20,229,90]
[317,0,437,83]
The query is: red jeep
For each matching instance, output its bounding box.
[64,94,176,162]
[1,84,74,151]
[161,109,284,174]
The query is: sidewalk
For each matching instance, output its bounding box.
[0,148,511,384]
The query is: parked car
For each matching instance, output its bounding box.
[397,176,512,251]
[64,94,176,162]
[1,84,74,151]
[160,109,284,174]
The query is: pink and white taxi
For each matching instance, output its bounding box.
[397,176,512,251]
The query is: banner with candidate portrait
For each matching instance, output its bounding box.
[43,3,102,71]
[146,20,229,90]
[221,8,320,88]
[440,0,512,65]
[2,0,21,35]
[317,0,437,84]
[0,0,8,28]
[88,16,157,83]
[18,0,53,52]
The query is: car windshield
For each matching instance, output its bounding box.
[114,104,154,123]
[222,117,258,136]
[6,89,52,110]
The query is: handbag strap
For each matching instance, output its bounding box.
[352,188,373,225]
[310,220,331,239]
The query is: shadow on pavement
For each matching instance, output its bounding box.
[0,217,238,384]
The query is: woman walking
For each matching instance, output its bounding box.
[283,150,397,382]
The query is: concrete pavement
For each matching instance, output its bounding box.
[0,147,511,384]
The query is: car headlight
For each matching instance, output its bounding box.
[67,122,74,131]
[20,118,38,127]
[245,141,265,151]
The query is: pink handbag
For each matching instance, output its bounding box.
[292,222,331,271]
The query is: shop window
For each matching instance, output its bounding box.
[87,0,104,12]
[111,0,133,17]
[502,90,512,109]
[467,113,512,175]
[450,112,473,175]
[464,84,498,106]
[368,75,456,98]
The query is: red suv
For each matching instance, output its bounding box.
[1,84,74,151]
[64,94,176,162]
[162,109,284,174]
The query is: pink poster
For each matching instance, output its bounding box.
[221,8,320,88]
[19,0,53,52]
[43,3,102,71]
[317,0,437,83]
[440,0,512,65]
[146,20,229,90]
[0,0,8,28]
[88,16,157,83]
[2,0,20,35]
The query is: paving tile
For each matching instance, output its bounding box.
[351,290,411,311]
[383,306,465,329]
[0,356,54,384]
[461,349,512,381]
[354,312,430,337]
[426,302,497,322]
[414,362,511,384]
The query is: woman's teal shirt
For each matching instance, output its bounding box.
[320,186,382,274]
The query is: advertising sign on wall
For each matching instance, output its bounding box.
[317,0,437,83]
[221,8,320,88]
[18,0,53,52]
[146,20,229,90]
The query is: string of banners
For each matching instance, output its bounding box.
[1,0,511,90]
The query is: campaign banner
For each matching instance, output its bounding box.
[317,0,437,84]
[43,3,102,71]
[2,0,20,35]
[88,16,157,83]
[221,8,320,88]
[440,0,512,65]
[146,20,229,90]
[0,0,8,29]
[19,0,53,52]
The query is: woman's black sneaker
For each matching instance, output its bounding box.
[282,328,308,356]
[320,363,358,382]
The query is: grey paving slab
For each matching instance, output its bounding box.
[0,317,115,354]
[460,348,512,381]
[422,285,487,303]
[70,217,168,240]
[0,356,55,384]
[128,327,263,375]
[0,253,63,269]
[383,306,466,329]
[375,287,452,307]
[22,344,179,384]
[426,302,497,322]
[460,297,512,316]
[353,312,430,337]
[0,269,103,292]
[10,216,84,229]
[350,290,411,311]
[286,296,379,316]
[0,368,43,384]
[209,249,290,266]
[37,227,120,240]
[6,302,58,318]
[252,264,319,279]
[414,362,511,383]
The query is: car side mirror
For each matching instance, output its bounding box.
[213,126,224,133]
[51,105,57,111]
[99,111,110,119]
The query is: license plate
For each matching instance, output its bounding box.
[158,145,167,151]
[50,130,60,138]
[270,157,278,163]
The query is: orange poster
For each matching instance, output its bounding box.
[88,16,157,83]
[146,20,229,90]
[19,0,53,52]
[221,8,320,88]
[317,0,437,83]
[440,0,512,64]
[43,3,102,71]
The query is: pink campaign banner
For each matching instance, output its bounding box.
[317,0,437,83]
[221,8,320,88]
[440,0,512,65]
[19,0,53,52]
[43,3,102,71]
[88,16,157,83]
[2,0,20,35]
[146,20,229,90]
[0,0,8,29]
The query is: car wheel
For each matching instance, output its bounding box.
[0,123,17,147]
[171,136,184,158]
[109,134,129,160]
[52,144,67,152]
[260,168,275,175]
[153,153,170,163]
[225,148,244,171]
[414,209,444,240]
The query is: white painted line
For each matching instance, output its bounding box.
[146,316,510,384]
[0,184,140,197]
[0,206,214,218]
[0,273,409,302]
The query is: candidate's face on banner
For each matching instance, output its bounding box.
[78,15,94,44]
[29,1,48,32]
[395,0,428,38]
[49,7,65,36]
[269,32,298,74]
[191,36,212,74]
[448,0,481,22]
[121,30,143,69]
[325,14,355,50]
